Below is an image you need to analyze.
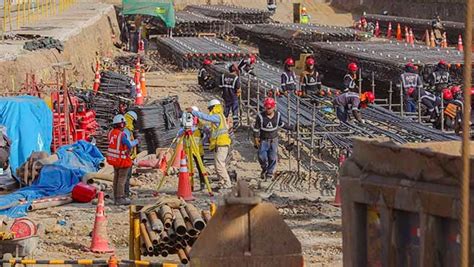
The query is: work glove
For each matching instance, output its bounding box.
[254,138,260,149]
[236,89,242,97]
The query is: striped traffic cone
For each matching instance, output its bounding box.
[90,192,114,253]
[177,150,194,201]
[386,22,392,39]
[409,29,415,45]
[93,71,100,92]
[134,70,143,105]
[374,21,380,37]
[458,34,464,52]
[425,30,430,46]
[396,23,402,41]
[405,26,409,43]
[140,69,147,97]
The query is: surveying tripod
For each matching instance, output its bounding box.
[157,128,214,196]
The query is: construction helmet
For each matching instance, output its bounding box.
[112,114,126,125]
[301,7,307,12]
[126,110,138,121]
[249,55,257,64]
[348,62,358,72]
[284,57,295,66]
[438,60,447,66]
[228,63,239,73]
[208,99,221,108]
[471,87,474,95]
[191,106,199,112]
[306,57,315,66]
[407,87,416,97]
[263,97,276,109]
[442,89,453,100]
[450,86,462,96]
[203,59,212,65]
[361,92,375,103]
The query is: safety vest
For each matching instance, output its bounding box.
[300,14,309,24]
[193,120,205,156]
[209,112,231,150]
[107,128,132,168]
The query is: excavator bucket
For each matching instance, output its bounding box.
[190,181,303,267]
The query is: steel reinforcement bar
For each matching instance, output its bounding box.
[184,4,272,24]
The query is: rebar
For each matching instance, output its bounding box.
[184,4,272,24]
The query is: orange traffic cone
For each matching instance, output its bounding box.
[172,142,183,168]
[425,29,430,46]
[108,255,118,267]
[409,29,415,45]
[140,69,147,97]
[90,191,114,253]
[177,150,194,201]
[374,21,380,37]
[93,71,100,92]
[134,71,143,105]
[442,32,448,48]
[386,22,392,39]
[404,26,409,43]
[458,34,464,52]
[396,23,402,41]
[333,184,342,207]
[430,30,436,48]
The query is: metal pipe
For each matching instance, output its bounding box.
[287,92,292,171]
[417,85,422,123]
[440,96,445,132]
[388,81,393,111]
[296,96,301,178]
[371,71,375,95]
[358,68,362,95]
[247,77,251,126]
[309,103,316,191]
[256,81,260,113]
[139,223,153,252]
[399,83,404,117]
[185,203,206,230]
[172,209,187,236]
[28,196,73,211]
[460,0,472,265]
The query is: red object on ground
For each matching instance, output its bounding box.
[177,150,194,201]
[90,191,114,253]
[72,182,97,203]
[10,218,37,238]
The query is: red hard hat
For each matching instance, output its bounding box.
[263,97,276,109]
[442,88,453,100]
[364,91,375,103]
[471,87,474,95]
[451,86,462,95]
[348,63,358,72]
[249,55,256,64]
[405,62,415,68]
[438,60,447,66]
[284,57,295,66]
[407,87,416,97]
[203,59,212,65]
[306,57,315,66]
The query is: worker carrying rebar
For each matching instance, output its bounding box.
[253,97,293,180]
[107,114,139,205]
[332,91,375,123]
[428,60,450,93]
[237,55,256,76]
[124,110,138,198]
[398,63,423,113]
[407,87,441,122]
[198,59,215,91]
[280,58,297,95]
[344,63,359,92]
[299,57,322,97]
[300,7,310,24]
[188,99,232,189]
[220,63,241,129]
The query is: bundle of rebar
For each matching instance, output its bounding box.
[184,4,272,24]
[144,11,234,37]
[99,71,134,98]
[310,41,466,84]
[139,203,211,264]
[365,14,464,44]
[156,36,255,69]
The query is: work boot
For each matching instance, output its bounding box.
[260,170,267,179]
[115,197,131,206]
[265,173,273,181]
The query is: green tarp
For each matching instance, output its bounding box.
[122,0,176,28]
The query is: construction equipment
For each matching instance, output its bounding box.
[190,180,303,266]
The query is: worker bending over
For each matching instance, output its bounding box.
[333,91,375,123]
[280,58,297,95]
[198,59,215,90]
[220,64,241,129]
[428,60,450,93]
[344,63,359,92]
[107,114,138,205]
[189,100,232,189]
[398,63,423,112]
[124,110,138,198]
[253,98,293,180]
[237,55,256,76]
[407,87,441,122]
[300,57,322,96]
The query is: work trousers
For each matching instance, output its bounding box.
[224,100,239,128]
[125,167,132,197]
[335,105,349,122]
[405,98,417,113]
[214,146,231,188]
[113,167,130,200]
[258,139,279,176]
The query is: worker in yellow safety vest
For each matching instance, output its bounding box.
[188,99,232,189]
[300,7,310,24]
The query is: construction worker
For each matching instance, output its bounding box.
[198,59,215,90]
[428,60,450,94]
[253,97,293,180]
[189,99,232,189]
[432,15,444,46]
[220,64,241,129]
[280,58,297,95]
[443,86,464,132]
[107,114,139,205]
[267,0,276,12]
[299,57,322,96]
[407,87,441,123]
[332,91,375,123]
[344,63,359,92]
[300,7,310,24]
[398,63,423,112]
[123,110,138,198]
[237,55,256,75]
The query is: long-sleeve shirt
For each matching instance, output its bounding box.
[191,111,221,126]
[121,130,138,150]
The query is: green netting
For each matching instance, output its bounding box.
[122,0,176,28]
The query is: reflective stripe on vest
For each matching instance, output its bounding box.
[220,74,238,88]
[258,112,281,132]
[282,72,296,85]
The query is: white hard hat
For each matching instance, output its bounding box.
[112,114,126,125]
[191,106,199,112]
[126,110,138,121]
[208,99,221,108]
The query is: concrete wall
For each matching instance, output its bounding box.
[331,0,466,23]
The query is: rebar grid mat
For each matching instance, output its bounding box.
[184,4,272,24]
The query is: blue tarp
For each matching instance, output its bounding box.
[0,96,53,174]
[0,141,104,218]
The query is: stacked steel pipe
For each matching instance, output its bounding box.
[365,14,464,44]
[184,4,272,24]
[139,203,211,263]
[156,37,256,69]
[310,41,466,84]
[99,71,135,99]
